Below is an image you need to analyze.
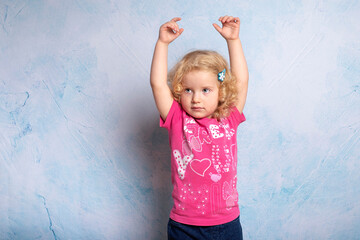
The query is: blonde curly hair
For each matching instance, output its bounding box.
[168,50,238,120]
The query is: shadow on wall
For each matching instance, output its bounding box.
[142,119,173,238]
[123,101,173,239]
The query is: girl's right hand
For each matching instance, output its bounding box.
[158,17,184,44]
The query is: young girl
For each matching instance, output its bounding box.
[150,16,248,240]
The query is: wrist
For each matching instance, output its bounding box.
[226,37,240,43]
[157,39,170,46]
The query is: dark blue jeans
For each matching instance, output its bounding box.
[167,216,243,240]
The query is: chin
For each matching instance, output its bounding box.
[191,112,210,119]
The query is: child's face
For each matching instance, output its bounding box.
[180,70,219,119]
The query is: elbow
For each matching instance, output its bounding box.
[150,80,168,92]
[150,80,160,90]
[237,73,249,85]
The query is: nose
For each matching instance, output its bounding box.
[191,92,201,103]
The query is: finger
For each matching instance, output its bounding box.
[221,15,230,23]
[170,18,181,32]
[227,16,240,24]
[219,16,227,23]
[178,28,184,35]
[162,22,174,32]
[212,23,222,33]
[171,17,182,22]
[172,28,184,40]
[167,22,179,33]
[228,16,235,22]
[224,16,233,23]
[172,22,179,32]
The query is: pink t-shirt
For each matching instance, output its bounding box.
[160,100,246,226]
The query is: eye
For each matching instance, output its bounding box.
[202,88,210,93]
[184,88,192,93]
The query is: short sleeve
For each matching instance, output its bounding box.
[227,107,246,127]
[159,100,181,130]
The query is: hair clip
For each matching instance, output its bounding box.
[218,68,226,82]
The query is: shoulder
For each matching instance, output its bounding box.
[160,100,183,130]
[225,107,246,127]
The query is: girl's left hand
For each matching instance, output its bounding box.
[213,16,240,40]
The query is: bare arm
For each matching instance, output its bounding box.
[213,16,249,113]
[150,18,184,121]
[227,37,249,114]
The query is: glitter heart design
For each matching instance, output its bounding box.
[173,150,193,180]
[182,140,192,156]
[199,127,212,144]
[190,159,211,177]
[190,136,202,152]
[209,124,224,139]
[225,194,238,209]
[222,181,232,199]
[210,173,222,182]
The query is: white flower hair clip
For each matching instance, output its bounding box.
[218,68,226,82]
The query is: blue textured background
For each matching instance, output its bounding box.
[1,1,359,239]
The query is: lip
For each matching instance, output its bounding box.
[191,107,204,111]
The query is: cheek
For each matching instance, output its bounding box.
[180,94,188,105]
[213,91,220,102]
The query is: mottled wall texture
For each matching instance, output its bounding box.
[0,0,359,239]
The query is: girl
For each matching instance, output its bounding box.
[150,16,248,240]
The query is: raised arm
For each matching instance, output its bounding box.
[213,16,249,114]
[150,17,184,121]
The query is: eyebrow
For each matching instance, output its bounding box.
[182,85,216,89]
[202,86,216,90]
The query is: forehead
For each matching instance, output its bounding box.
[182,70,218,87]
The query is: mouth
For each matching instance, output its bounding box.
[191,107,204,111]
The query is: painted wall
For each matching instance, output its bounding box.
[1,0,359,239]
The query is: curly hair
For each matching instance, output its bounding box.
[168,50,238,120]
